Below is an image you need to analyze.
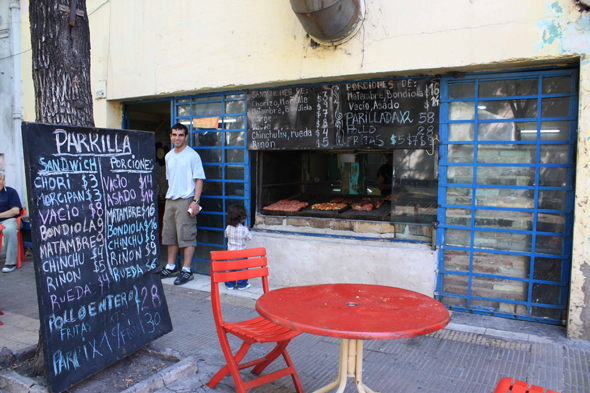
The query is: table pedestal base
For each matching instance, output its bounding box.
[313,339,377,393]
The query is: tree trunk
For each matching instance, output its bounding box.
[30,0,94,126]
[29,0,94,376]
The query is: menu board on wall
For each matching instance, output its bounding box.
[247,77,440,150]
[22,122,172,393]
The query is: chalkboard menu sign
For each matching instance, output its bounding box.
[22,123,172,393]
[247,77,440,150]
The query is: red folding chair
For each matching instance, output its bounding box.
[0,309,4,326]
[0,208,26,269]
[494,377,559,393]
[207,247,303,393]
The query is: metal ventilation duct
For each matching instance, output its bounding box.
[290,0,365,45]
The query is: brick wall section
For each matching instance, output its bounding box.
[331,220,353,231]
[308,218,330,229]
[442,249,529,314]
[286,217,307,227]
[355,221,381,233]
[257,215,397,237]
[381,223,395,234]
[394,224,433,241]
[408,225,432,237]
[264,216,284,226]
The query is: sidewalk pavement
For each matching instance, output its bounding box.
[1,255,590,393]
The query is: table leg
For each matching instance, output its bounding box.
[312,339,378,393]
[313,339,348,393]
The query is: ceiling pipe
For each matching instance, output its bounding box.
[290,0,366,46]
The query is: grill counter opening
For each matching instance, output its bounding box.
[256,150,438,225]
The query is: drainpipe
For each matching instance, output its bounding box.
[290,0,366,45]
[9,1,24,201]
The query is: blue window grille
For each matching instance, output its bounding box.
[436,69,578,325]
[173,92,250,274]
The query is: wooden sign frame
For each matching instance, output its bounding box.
[22,123,172,393]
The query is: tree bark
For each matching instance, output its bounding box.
[30,0,94,126]
[29,0,94,376]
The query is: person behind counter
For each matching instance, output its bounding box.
[377,154,393,196]
[159,123,206,285]
[0,172,22,273]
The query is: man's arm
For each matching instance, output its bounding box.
[188,179,204,218]
[0,207,20,219]
[377,174,392,191]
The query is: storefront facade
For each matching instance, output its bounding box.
[18,1,590,337]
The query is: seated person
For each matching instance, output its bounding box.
[0,173,22,273]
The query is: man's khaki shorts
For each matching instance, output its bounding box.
[162,198,197,248]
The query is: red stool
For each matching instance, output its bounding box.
[494,377,559,393]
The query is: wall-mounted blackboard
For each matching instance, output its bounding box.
[22,123,172,393]
[247,77,440,150]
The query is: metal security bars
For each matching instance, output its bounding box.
[173,92,250,274]
[436,69,578,325]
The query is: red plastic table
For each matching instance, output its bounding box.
[256,284,450,393]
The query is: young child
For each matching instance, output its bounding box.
[224,204,252,290]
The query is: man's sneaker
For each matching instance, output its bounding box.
[2,265,16,273]
[237,283,251,291]
[225,285,235,290]
[159,267,179,278]
[174,270,194,285]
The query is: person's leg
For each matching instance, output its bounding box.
[183,246,195,269]
[1,218,18,272]
[225,281,236,289]
[237,278,250,290]
[167,244,180,265]
[174,199,197,285]
[160,201,180,278]
[174,245,195,285]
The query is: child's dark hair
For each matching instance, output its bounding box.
[227,204,247,227]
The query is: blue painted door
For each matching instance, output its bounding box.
[436,69,577,325]
[173,92,250,274]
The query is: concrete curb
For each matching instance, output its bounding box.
[140,344,184,363]
[0,352,197,393]
[120,355,198,393]
[0,369,46,393]
[13,345,37,363]
[445,322,568,345]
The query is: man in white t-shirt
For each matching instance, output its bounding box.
[159,123,206,285]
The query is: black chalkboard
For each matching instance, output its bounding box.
[22,123,172,393]
[247,77,440,150]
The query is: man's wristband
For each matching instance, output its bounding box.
[193,199,200,204]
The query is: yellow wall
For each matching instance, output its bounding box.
[108,1,578,95]
[21,0,588,122]
[19,0,590,338]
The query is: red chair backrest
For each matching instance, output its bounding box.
[210,247,270,324]
[210,247,270,289]
[494,377,559,393]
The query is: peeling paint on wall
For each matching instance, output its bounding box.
[537,1,590,54]
[551,1,564,13]
[541,20,561,46]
